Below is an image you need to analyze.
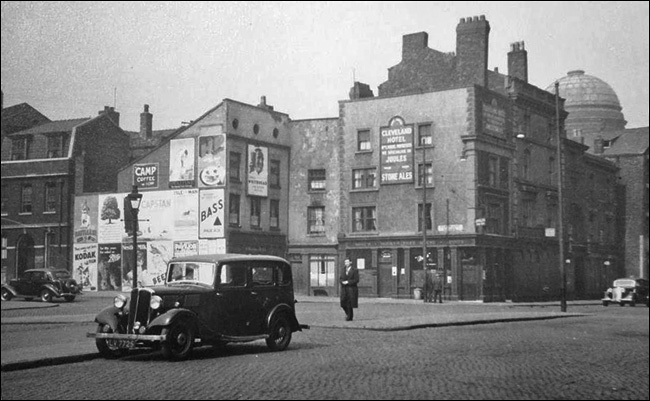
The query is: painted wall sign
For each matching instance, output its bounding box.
[380,116,414,184]
[482,99,506,139]
[199,189,225,239]
[133,163,159,189]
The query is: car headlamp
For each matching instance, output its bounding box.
[150,295,163,310]
[113,294,128,309]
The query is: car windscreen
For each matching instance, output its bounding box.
[52,271,71,279]
[613,279,636,288]
[167,262,216,286]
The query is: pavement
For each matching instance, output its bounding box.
[1,291,593,372]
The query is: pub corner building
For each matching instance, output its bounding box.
[6,16,635,302]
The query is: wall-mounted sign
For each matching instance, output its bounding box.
[134,163,159,189]
[380,116,414,184]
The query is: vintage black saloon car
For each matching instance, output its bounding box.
[87,254,309,360]
[1,268,82,302]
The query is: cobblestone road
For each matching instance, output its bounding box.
[2,306,648,400]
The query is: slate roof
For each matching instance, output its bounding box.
[603,127,649,156]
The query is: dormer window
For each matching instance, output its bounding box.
[11,136,31,160]
[47,135,65,158]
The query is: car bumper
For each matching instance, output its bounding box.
[87,332,166,342]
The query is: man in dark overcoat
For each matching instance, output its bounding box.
[339,257,359,321]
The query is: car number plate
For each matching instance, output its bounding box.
[116,340,136,349]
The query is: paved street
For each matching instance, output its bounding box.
[1,295,648,400]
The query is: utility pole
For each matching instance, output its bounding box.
[555,82,567,313]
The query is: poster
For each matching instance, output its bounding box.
[73,243,98,291]
[198,132,226,188]
[73,195,98,243]
[97,193,126,243]
[147,241,173,286]
[174,240,199,258]
[199,189,225,239]
[173,189,199,240]
[199,238,226,255]
[122,242,147,291]
[138,190,173,241]
[247,144,268,196]
[169,138,195,188]
[98,244,122,291]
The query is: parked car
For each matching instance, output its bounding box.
[1,268,82,302]
[87,254,309,360]
[602,278,649,307]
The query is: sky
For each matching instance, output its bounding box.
[2,1,649,132]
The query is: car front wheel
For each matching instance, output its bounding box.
[40,289,53,303]
[161,323,194,361]
[95,324,127,359]
[266,315,292,352]
[1,288,13,301]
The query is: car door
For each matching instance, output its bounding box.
[30,271,47,296]
[214,262,254,336]
[14,271,32,295]
[248,262,278,335]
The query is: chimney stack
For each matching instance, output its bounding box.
[257,96,274,111]
[98,106,120,127]
[349,82,375,100]
[593,136,605,154]
[140,104,152,139]
[402,32,429,60]
[508,41,528,82]
[456,15,490,88]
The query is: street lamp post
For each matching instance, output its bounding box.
[555,81,567,313]
[126,185,143,289]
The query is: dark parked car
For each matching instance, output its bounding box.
[602,278,649,307]
[87,254,309,360]
[1,268,82,302]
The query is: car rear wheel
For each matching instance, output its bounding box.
[266,315,292,352]
[40,289,53,303]
[64,295,76,302]
[602,301,609,307]
[1,288,13,301]
[95,324,128,359]
[161,323,194,361]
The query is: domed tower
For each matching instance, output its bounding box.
[546,70,626,144]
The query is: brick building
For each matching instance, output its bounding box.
[288,16,622,301]
[59,15,627,300]
[1,106,130,283]
[549,72,649,280]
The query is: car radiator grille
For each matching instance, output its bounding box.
[128,288,152,334]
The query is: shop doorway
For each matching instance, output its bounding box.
[378,250,394,297]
